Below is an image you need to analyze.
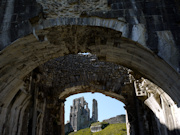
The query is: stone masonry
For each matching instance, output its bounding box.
[70,97,98,132]
[103,115,126,124]
[0,0,180,135]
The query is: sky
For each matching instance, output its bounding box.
[64,92,126,124]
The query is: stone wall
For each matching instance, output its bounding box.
[65,123,73,135]
[36,0,110,18]
[0,0,180,135]
[0,0,41,49]
[103,114,126,124]
[0,0,180,71]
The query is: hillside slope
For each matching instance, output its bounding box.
[68,123,127,135]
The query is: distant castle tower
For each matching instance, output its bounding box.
[69,97,98,131]
[92,99,98,122]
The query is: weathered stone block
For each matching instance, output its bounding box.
[90,122,109,133]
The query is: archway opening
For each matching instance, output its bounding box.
[64,92,126,134]
[65,92,126,124]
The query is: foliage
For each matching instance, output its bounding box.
[68,123,127,135]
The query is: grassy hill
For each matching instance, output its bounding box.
[68,123,127,135]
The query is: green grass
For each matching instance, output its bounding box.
[91,121,109,126]
[93,123,126,135]
[68,128,91,135]
[68,123,127,135]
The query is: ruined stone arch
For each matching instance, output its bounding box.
[21,54,180,135]
[0,24,180,135]
[1,0,180,134]
[28,54,148,134]
[0,24,180,106]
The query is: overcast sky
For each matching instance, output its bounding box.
[64,92,126,124]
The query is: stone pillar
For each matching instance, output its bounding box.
[32,84,38,135]
[60,100,65,135]
[126,110,130,135]
[76,99,81,131]
[31,73,41,135]
[92,99,98,122]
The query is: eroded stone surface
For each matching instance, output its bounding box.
[103,115,126,124]
[39,54,132,98]
[36,0,110,18]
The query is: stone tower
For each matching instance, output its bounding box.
[69,97,98,132]
[70,97,90,131]
[92,99,98,122]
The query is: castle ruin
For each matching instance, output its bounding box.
[70,97,98,131]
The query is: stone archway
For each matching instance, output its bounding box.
[19,54,149,135]
[0,25,180,107]
[1,0,180,134]
[0,25,180,135]
[40,54,180,135]
[1,54,179,135]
